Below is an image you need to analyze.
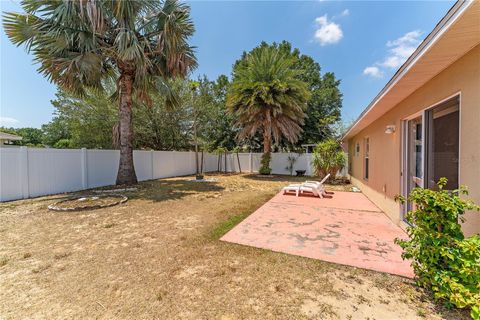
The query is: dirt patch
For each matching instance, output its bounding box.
[0,173,467,319]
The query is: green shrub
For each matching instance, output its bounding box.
[395,178,480,319]
[54,138,72,149]
[259,152,271,175]
[311,139,345,180]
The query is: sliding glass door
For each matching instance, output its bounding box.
[402,96,459,218]
[405,116,423,213]
[425,99,460,190]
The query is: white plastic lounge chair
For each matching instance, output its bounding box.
[283,182,323,198]
[284,184,321,198]
[283,174,331,198]
[302,174,330,198]
[283,184,302,196]
[299,184,322,198]
[305,173,330,188]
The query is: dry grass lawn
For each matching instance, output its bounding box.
[0,173,468,319]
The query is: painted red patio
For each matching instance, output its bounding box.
[221,191,414,278]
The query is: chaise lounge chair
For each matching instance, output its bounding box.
[282,174,331,198]
[283,184,302,196]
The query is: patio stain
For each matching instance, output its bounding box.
[221,190,414,278]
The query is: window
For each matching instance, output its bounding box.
[364,138,369,180]
[355,142,360,156]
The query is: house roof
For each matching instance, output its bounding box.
[343,0,480,140]
[0,131,23,141]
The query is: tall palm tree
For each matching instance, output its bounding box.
[227,45,310,173]
[3,0,196,185]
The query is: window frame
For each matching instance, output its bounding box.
[364,137,370,181]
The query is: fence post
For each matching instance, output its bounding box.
[307,153,312,176]
[20,146,30,199]
[81,148,88,189]
[150,150,154,180]
[249,152,253,173]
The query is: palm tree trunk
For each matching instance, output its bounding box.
[263,125,271,155]
[116,68,138,185]
[260,124,272,174]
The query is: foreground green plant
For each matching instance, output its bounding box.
[395,178,480,319]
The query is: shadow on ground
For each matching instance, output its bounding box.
[127,177,225,202]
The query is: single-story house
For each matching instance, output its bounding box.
[0,132,22,147]
[343,0,479,236]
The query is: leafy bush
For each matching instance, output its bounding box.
[54,138,72,149]
[259,152,272,175]
[395,178,480,319]
[311,139,345,180]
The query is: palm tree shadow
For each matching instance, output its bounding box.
[241,173,309,183]
[126,177,225,202]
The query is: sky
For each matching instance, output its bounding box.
[0,0,455,129]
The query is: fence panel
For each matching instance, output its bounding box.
[153,151,173,178]
[27,148,84,197]
[251,153,262,172]
[0,148,23,201]
[87,150,119,188]
[203,153,218,173]
[133,150,153,181]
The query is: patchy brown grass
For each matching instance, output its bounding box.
[0,173,467,319]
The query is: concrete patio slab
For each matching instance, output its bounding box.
[221,191,414,278]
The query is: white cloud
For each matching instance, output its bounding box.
[340,9,350,17]
[387,30,422,48]
[314,14,343,46]
[380,30,422,69]
[0,116,19,126]
[363,30,422,78]
[363,66,383,78]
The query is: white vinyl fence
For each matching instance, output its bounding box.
[0,147,346,202]
[214,152,314,176]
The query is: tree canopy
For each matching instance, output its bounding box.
[227,44,311,173]
[3,0,197,185]
[232,41,343,149]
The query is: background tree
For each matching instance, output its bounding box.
[233,41,343,150]
[134,80,192,151]
[41,115,71,148]
[227,45,310,174]
[0,127,44,147]
[43,80,193,150]
[46,86,118,149]
[195,75,237,151]
[276,41,343,145]
[4,0,196,185]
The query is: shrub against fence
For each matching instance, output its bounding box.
[0,147,347,201]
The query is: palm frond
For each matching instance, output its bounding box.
[3,0,197,103]
[227,45,310,145]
